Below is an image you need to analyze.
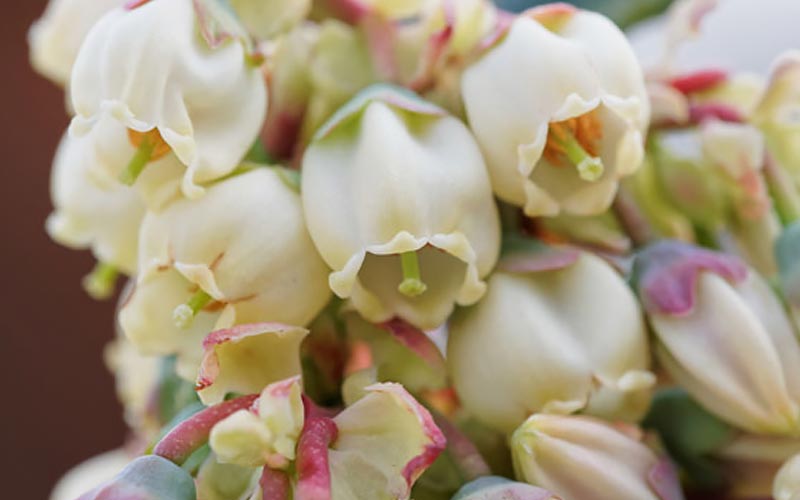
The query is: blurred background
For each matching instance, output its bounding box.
[4,0,751,498]
[1,2,125,500]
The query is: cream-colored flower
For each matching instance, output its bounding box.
[448,248,653,434]
[302,85,500,330]
[462,5,648,216]
[633,241,800,436]
[46,128,145,280]
[511,414,682,500]
[119,168,331,380]
[69,0,267,199]
[775,452,800,500]
[28,0,123,86]
[210,376,305,468]
[104,336,161,434]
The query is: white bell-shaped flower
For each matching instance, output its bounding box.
[461,4,649,216]
[28,0,123,86]
[119,168,331,380]
[69,0,267,199]
[448,244,654,434]
[46,128,145,297]
[301,85,500,330]
[633,241,800,436]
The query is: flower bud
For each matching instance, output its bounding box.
[511,414,684,500]
[452,476,561,500]
[28,0,122,86]
[210,376,305,468]
[462,5,648,216]
[302,85,500,330]
[448,241,653,434]
[46,129,144,277]
[775,452,800,500]
[119,168,331,380]
[632,241,800,435]
[69,0,267,199]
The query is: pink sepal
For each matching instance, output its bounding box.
[153,394,259,465]
[295,417,339,500]
[669,69,728,95]
[633,241,748,316]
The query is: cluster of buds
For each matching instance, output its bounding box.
[29,0,800,500]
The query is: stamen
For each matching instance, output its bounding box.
[120,128,171,185]
[119,136,155,185]
[398,251,427,297]
[543,112,605,182]
[561,132,604,182]
[173,290,214,329]
[82,262,119,300]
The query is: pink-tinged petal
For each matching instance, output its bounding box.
[329,383,446,499]
[648,459,687,500]
[632,241,748,316]
[408,24,454,92]
[689,103,744,124]
[524,3,577,31]
[498,236,581,274]
[296,417,339,500]
[362,15,400,81]
[260,466,291,500]
[196,323,308,405]
[124,0,152,10]
[376,319,446,374]
[263,109,304,161]
[669,69,728,95]
[192,0,263,63]
[154,394,259,465]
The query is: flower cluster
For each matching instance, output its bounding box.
[29,0,800,499]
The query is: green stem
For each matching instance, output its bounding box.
[398,251,427,297]
[173,290,214,329]
[559,132,604,182]
[82,262,119,300]
[764,155,800,225]
[119,137,155,185]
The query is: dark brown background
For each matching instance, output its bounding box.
[1,2,125,498]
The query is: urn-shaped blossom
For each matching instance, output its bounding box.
[69,0,267,198]
[447,241,654,434]
[511,414,684,500]
[119,168,331,379]
[28,0,122,86]
[302,85,500,330]
[461,4,649,217]
[632,241,800,435]
[50,450,131,500]
[46,128,145,290]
